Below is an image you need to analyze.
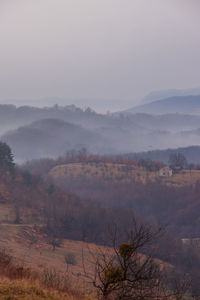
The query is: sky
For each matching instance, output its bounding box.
[0,0,200,112]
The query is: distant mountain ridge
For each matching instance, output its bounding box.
[122,95,200,115]
[125,145,200,164]
[141,87,200,104]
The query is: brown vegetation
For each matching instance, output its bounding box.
[0,247,87,300]
[0,147,199,297]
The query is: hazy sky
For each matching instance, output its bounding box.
[0,0,200,112]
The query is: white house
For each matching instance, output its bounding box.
[159,166,173,177]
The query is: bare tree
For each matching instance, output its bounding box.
[168,153,188,172]
[82,219,190,300]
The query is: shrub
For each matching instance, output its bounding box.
[64,252,77,266]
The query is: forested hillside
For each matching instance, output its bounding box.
[22,151,200,238]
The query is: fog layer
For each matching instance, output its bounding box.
[0,0,200,112]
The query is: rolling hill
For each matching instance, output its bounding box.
[2,103,200,162]
[3,114,200,162]
[2,119,109,162]
[49,161,200,188]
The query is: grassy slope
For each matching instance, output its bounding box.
[0,204,106,299]
[0,218,169,300]
[0,213,104,276]
[0,200,173,299]
[49,162,200,187]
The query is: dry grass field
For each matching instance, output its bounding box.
[163,169,200,186]
[0,222,107,281]
[0,277,85,300]
[0,202,178,299]
[49,162,200,187]
[49,162,157,184]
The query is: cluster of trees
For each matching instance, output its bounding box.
[54,173,200,238]
[169,153,188,172]
[22,149,200,239]
[168,152,200,172]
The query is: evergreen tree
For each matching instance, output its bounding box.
[0,142,15,174]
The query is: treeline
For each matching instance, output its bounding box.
[23,148,165,176]
[126,145,200,165]
[24,148,200,176]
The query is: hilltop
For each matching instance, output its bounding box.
[2,118,107,162]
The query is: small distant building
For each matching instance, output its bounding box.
[182,238,200,248]
[159,166,173,177]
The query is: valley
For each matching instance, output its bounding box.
[1,103,200,162]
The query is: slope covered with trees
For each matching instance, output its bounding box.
[22,151,200,238]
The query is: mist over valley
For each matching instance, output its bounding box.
[1,94,200,162]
